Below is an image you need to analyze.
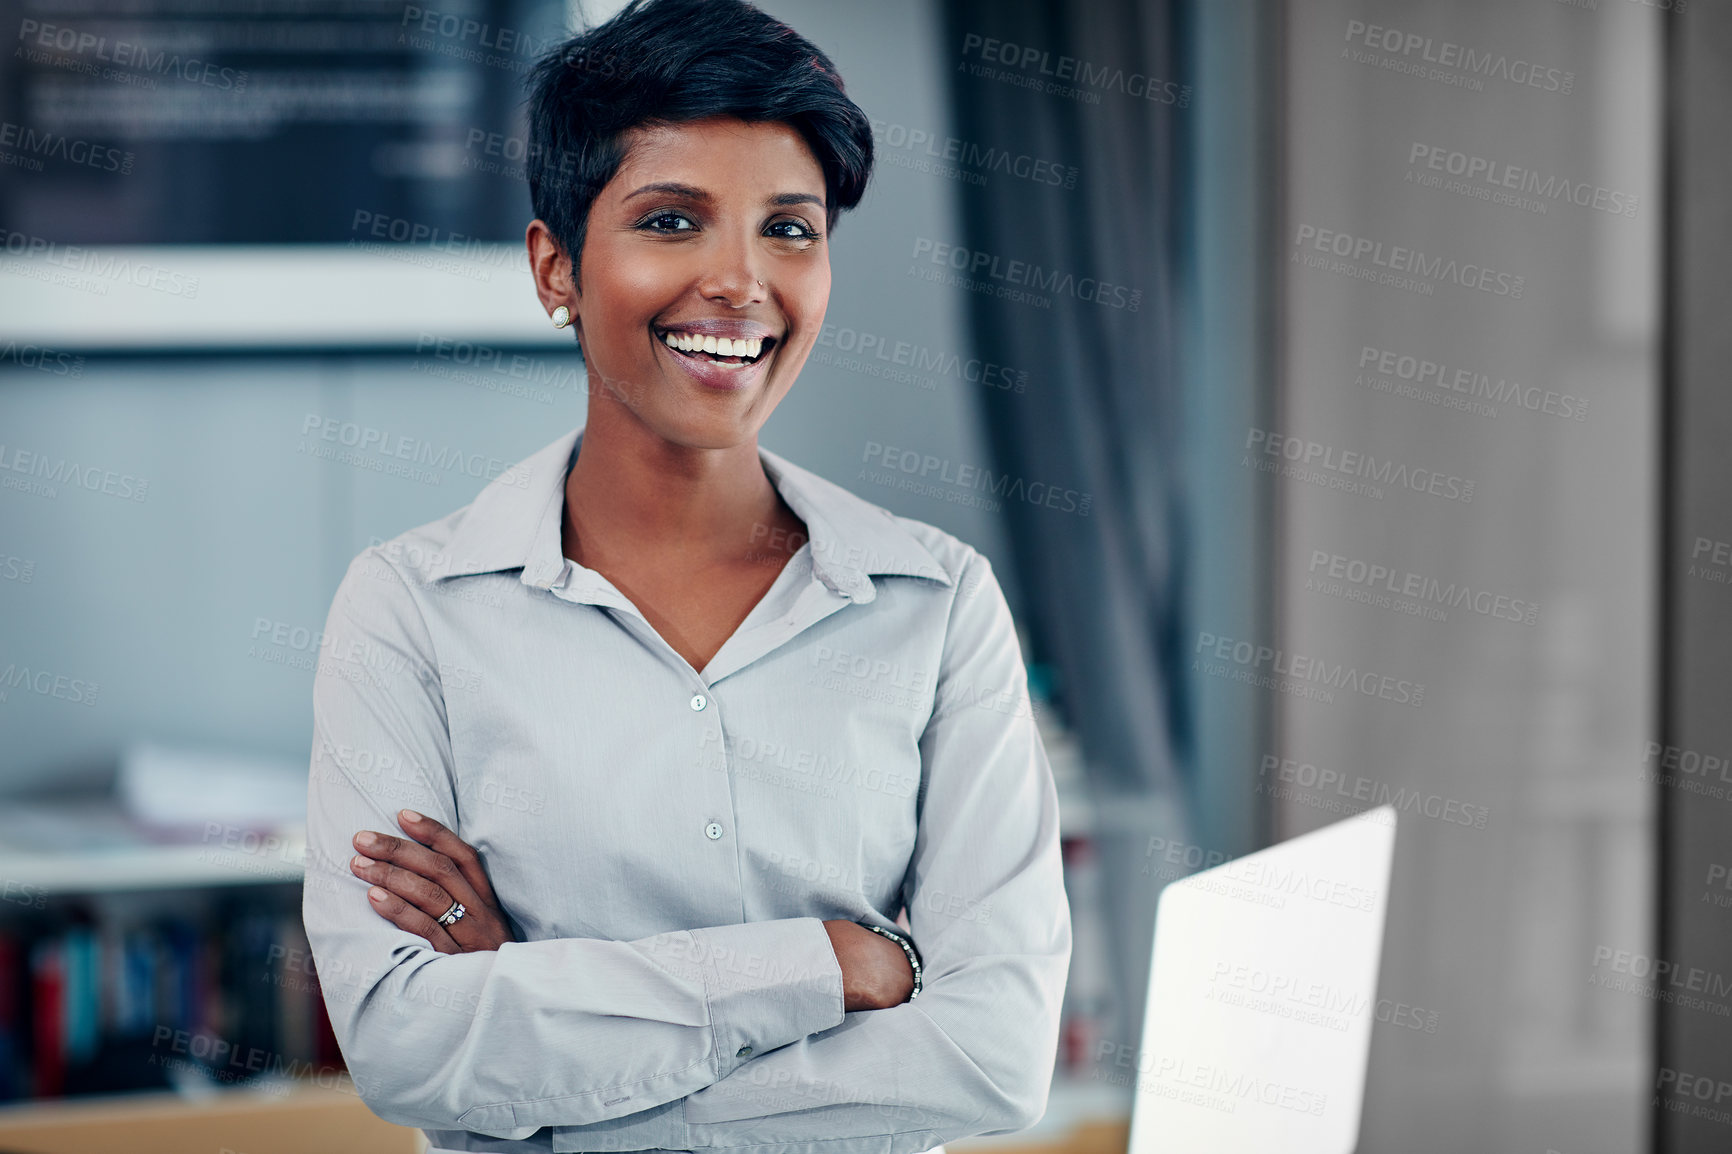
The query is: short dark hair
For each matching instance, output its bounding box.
[524,0,875,284]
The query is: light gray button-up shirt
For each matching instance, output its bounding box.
[301,425,1072,1154]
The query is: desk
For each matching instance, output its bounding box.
[0,1080,1126,1154]
[0,1078,422,1154]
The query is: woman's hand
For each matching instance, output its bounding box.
[350,810,515,953]
[822,920,916,1011]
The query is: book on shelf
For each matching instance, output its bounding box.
[0,897,340,1103]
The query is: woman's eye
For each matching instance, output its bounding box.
[641,212,695,232]
[767,219,819,241]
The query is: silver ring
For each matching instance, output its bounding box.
[437,901,466,927]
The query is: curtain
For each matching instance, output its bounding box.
[939,0,1193,1059]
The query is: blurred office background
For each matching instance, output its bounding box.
[0,0,1725,1151]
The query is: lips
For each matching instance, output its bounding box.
[652,323,779,390]
[654,321,779,365]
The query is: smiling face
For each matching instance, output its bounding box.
[540,116,832,451]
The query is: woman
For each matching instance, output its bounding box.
[300,2,1071,1152]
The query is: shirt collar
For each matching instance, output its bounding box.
[430,426,953,603]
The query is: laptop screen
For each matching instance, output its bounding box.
[1126,805,1397,1154]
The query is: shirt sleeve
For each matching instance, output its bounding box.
[663,548,1073,1153]
[300,551,846,1140]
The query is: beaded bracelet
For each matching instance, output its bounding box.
[857,921,923,1001]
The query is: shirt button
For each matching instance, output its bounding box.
[705,821,724,840]
[736,1045,753,1058]
[690,694,708,711]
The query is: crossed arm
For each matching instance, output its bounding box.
[348,809,917,1012]
[302,547,1069,1150]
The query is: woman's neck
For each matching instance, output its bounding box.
[561,409,797,570]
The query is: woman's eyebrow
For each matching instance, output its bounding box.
[622,183,824,211]
[625,181,708,201]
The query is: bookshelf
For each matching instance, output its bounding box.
[0,835,306,895]
[0,798,341,1134]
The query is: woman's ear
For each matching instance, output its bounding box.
[526,219,578,326]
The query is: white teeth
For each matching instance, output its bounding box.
[660,331,767,361]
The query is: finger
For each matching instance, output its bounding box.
[352,828,485,914]
[365,884,460,953]
[351,853,461,926]
[396,810,501,908]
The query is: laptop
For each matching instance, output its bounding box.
[1125,805,1397,1154]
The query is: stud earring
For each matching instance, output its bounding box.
[552,305,571,329]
